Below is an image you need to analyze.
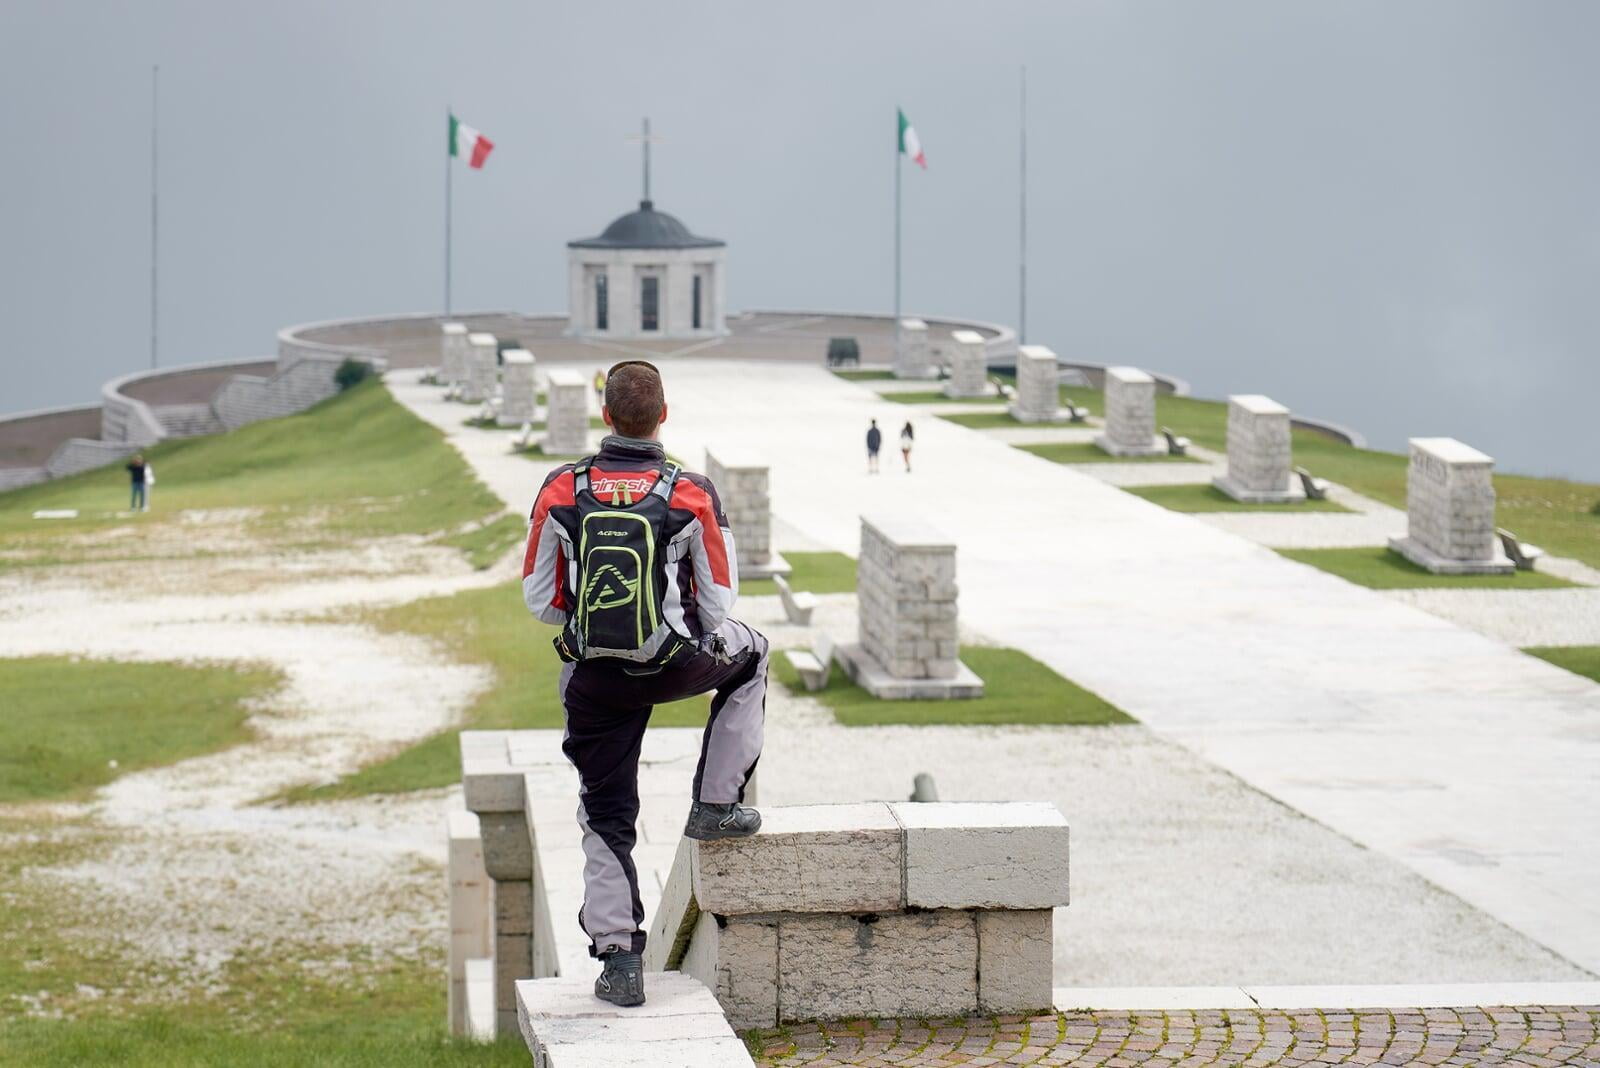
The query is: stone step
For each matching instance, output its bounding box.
[516,972,754,1067]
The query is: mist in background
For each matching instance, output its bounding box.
[3,1,1596,480]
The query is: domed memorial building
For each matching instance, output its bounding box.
[566,199,727,340]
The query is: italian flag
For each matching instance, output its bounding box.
[898,108,926,169]
[449,114,494,169]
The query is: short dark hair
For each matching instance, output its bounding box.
[604,361,665,437]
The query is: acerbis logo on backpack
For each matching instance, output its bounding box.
[554,458,690,668]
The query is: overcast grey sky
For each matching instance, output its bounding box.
[2,1,1597,479]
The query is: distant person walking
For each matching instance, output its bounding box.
[126,454,151,512]
[592,368,607,406]
[866,419,882,474]
[900,421,914,473]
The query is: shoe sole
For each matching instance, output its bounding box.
[595,992,646,1007]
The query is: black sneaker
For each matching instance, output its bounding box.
[594,949,644,1007]
[683,801,762,841]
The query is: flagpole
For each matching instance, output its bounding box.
[149,64,159,370]
[1019,65,1028,346]
[894,107,902,359]
[445,107,453,315]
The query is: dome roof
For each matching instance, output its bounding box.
[568,200,725,250]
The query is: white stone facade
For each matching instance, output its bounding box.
[542,369,589,457]
[704,449,789,580]
[566,246,727,340]
[498,350,537,427]
[837,515,983,699]
[1008,344,1065,423]
[895,317,937,380]
[943,329,991,398]
[1094,365,1163,456]
[440,322,469,386]
[673,801,1069,1028]
[1213,394,1297,503]
[1388,438,1514,574]
[461,333,499,406]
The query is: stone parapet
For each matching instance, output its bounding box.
[848,515,979,698]
[666,801,1069,1028]
[943,329,992,398]
[447,809,492,1038]
[1389,437,1513,574]
[1094,366,1162,456]
[517,973,754,1067]
[1214,394,1297,503]
[704,449,789,579]
[1008,345,1066,423]
[462,333,499,405]
[440,322,469,386]
[499,349,537,426]
[894,318,937,380]
[543,369,589,456]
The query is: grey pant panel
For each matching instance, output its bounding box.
[696,620,769,804]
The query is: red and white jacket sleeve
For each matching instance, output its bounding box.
[678,474,738,632]
[521,470,573,626]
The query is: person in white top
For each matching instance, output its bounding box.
[899,420,914,473]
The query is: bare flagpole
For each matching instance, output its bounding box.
[149,64,159,369]
[445,107,453,314]
[894,106,902,358]
[1019,64,1028,345]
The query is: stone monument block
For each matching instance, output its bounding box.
[1388,438,1513,574]
[704,449,789,580]
[894,317,937,380]
[441,322,469,386]
[836,515,983,699]
[498,349,537,427]
[943,329,992,398]
[1093,365,1162,456]
[542,369,589,456]
[461,332,499,405]
[1008,345,1066,423]
[1213,394,1297,503]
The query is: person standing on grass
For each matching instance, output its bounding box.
[522,359,766,1009]
[900,420,915,473]
[126,454,148,512]
[866,419,882,474]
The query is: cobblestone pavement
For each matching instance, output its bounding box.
[751,1006,1600,1066]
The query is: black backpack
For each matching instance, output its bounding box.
[554,457,689,668]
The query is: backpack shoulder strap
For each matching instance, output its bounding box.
[650,459,680,502]
[571,458,595,498]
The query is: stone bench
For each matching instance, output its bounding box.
[1294,465,1329,501]
[517,972,754,1067]
[1497,528,1544,572]
[1160,427,1191,457]
[647,801,1069,1029]
[783,633,834,693]
[771,573,815,626]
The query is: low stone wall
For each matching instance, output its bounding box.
[46,438,140,480]
[1389,438,1513,574]
[0,466,47,492]
[99,369,170,447]
[668,801,1069,1028]
[0,404,101,472]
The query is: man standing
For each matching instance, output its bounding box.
[126,454,148,512]
[866,418,882,474]
[522,360,766,1008]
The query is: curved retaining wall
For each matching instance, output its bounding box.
[740,308,1021,363]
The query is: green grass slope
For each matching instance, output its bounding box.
[0,657,281,802]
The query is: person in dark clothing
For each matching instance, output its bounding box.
[522,360,766,1008]
[866,419,882,473]
[126,454,148,511]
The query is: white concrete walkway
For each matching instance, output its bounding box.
[647,359,1600,976]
